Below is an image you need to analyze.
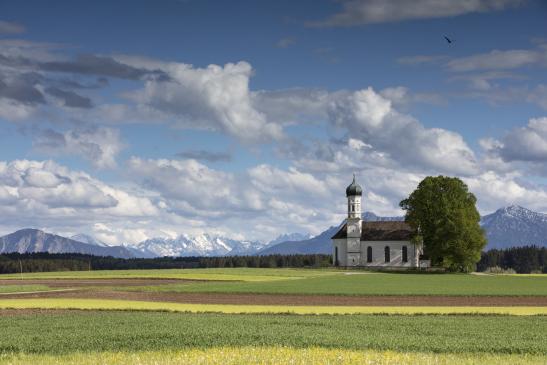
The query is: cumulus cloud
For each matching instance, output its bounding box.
[34,127,124,169]
[123,60,283,142]
[308,0,524,27]
[327,87,478,174]
[464,171,547,213]
[127,157,263,216]
[481,117,547,163]
[0,159,163,241]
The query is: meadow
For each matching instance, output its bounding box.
[0,311,545,354]
[0,268,546,364]
[3,268,547,296]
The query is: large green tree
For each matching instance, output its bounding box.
[400,176,486,272]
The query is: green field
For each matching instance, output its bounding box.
[0,311,545,355]
[1,268,546,364]
[118,270,547,296]
[0,285,51,293]
[0,268,333,281]
[3,268,547,296]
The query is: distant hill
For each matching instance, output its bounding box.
[267,232,312,246]
[0,229,136,259]
[481,205,547,249]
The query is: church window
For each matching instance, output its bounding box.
[402,246,408,263]
[384,246,390,263]
[334,247,339,266]
[367,246,372,262]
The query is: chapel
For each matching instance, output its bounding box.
[331,176,422,268]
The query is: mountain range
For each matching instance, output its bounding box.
[0,229,135,258]
[0,206,545,258]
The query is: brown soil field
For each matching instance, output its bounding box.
[0,278,197,287]
[4,290,547,306]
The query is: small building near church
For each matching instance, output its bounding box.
[331,176,422,268]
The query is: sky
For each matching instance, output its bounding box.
[0,0,547,245]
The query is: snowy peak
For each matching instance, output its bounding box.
[133,234,267,257]
[481,205,547,249]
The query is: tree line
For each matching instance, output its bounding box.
[477,246,546,274]
[0,248,544,274]
[0,252,332,274]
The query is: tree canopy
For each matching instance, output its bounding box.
[400,176,486,272]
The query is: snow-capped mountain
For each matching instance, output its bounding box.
[132,234,267,257]
[481,205,547,249]
[0,229,135,258]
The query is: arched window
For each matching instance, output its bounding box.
[384,246,390,263]
[367,246,372,263]
[402,246,408,263]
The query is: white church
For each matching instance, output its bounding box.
[331,176,422,268]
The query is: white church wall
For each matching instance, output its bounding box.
[359,241,417,267]
[332,238,347,266]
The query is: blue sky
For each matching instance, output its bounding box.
[1,0,547,244]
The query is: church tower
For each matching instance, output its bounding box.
[345,175,362,266]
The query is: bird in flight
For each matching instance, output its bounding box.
[444,36,453,44]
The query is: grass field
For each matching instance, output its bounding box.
[0,311,545,355]
[3,268,547,296]
[0,285,51,293]
[116,270,547,296]
[0,268,545,364]
[0,268,333,282]
[0,298,546,315]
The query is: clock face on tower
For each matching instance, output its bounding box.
[348,224,355,234]
[347,221,360,236]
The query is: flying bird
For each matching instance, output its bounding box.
[444,36,453,44]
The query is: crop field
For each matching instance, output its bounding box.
[0,268,546,364]
[2,268,547,296]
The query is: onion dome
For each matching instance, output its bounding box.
[346,174,362,196]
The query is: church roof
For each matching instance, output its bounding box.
[346,175,362,196]
[331,221,414,241]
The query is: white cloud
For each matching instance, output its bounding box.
[33,127,124,169]
[447,47,547,72]
[308,0,524,27]
[0,160,160,241]
[0,98,36,121]
[120,59,283,142]
[327,87,478,175]
[481,117,547,163]
[465,171,547,213]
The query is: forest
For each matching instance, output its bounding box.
[0,246,544,274]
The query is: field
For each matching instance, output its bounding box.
[0,268,546,364]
